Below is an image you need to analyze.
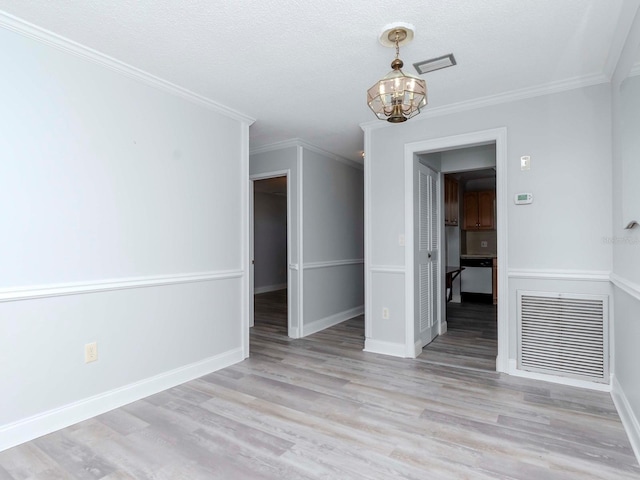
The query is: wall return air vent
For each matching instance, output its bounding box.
[517,291,609,383]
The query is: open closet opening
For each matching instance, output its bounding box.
[251,175,289,338]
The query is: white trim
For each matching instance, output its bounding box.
[363,339,409,358]
[289,264,300,271]
[403,127,509,373]
[414,340,423,358]
[0,12,254,125]
[241,122,251,357]
[0,347,243,453]
[363,129,373,348]
[289,327,300,339]
[251,138,363,171]
[254,283,287,295]
[370,265,406,274]
[297,146,305,337]
[0,270,243,303]
[611,273,640,302]
[303,306,364,337]
[612,375,640,464]
[508,269,612,282]
[361,74,608,132]
[404,146,416,358]
[303,259,364,269]
[507,360,611,392]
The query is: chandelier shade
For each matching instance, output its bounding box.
[367,58,427,123]
[367,24,427,123]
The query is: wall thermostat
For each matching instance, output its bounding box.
[514,193,533,205]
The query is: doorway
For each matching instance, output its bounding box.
[404,128,508,372]
[250,173,292,337]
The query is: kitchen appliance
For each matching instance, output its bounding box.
[460,257,493,297]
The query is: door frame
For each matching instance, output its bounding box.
[403,127,508,372]
[250,170,293,337]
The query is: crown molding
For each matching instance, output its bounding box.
[0,11,255,125]
[360,72,610,132]
[251,138,363,171]
[603,0,640,79]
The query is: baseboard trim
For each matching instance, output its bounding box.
[507,359,611,392]
[612,375,640,465]
[303,305,363,337]
[254,283,287,295]
[413,340,423,358]
[363,339,408,358]
[0,347,244,452]
[289,327,300,339]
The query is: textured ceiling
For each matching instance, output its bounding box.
[0,1,628,162]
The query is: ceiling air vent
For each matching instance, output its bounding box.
[413,53,456,75]
[517,291,609,383]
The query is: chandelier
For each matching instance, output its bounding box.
[367,23,427,123]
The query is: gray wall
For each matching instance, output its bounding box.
[365,83,613,353]
[611,3,640,458]
[250,142,364,337]
[302,149,364,331]
[254,191,287,293]
[0,24,251,449]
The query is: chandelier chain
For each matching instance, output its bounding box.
[395,31,400,59]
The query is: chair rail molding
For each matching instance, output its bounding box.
[0,270,243,303]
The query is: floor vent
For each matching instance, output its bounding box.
[517,291,609,383]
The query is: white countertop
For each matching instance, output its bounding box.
[460,254,497,259]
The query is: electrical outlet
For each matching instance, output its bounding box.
[398,234,405,247]
[382,307,390,320]
[481,241,488,248]
[85,342,98,363]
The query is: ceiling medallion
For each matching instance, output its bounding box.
[367,22,427,123]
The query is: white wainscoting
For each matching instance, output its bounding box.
[363,339,408,357]
[0,270,245,452]
[0,347,243,452]
[612,375,640,464]
[610,274,640,465]
[304,305,364,337]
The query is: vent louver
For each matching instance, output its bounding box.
[517,291,609,383]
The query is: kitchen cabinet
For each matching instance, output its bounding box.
[463,190,495,230]
[444,177,459,226]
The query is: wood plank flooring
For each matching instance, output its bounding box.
[1,291,638,479]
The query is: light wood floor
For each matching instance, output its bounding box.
[1,291,638,479]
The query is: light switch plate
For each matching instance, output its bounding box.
[520,155,531,170]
